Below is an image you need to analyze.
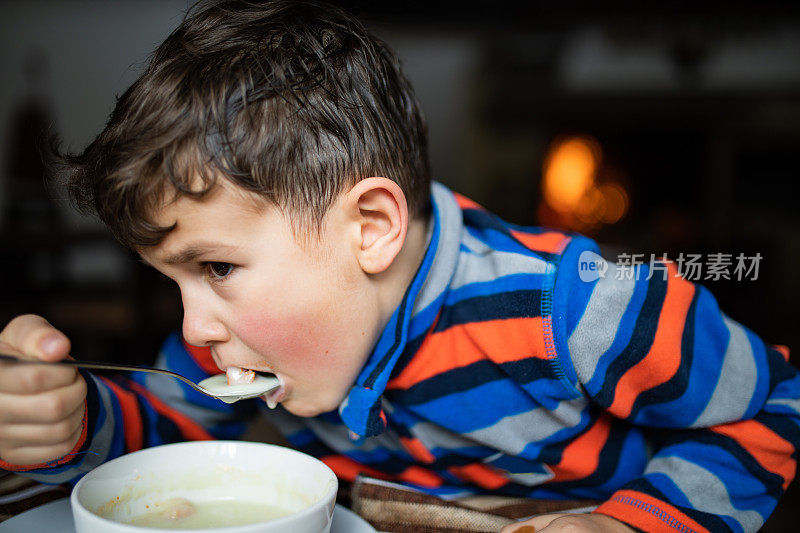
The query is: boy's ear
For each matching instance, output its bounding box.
[345,177,408,274]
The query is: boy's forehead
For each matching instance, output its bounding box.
[149,180,269,225]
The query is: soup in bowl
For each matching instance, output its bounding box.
[70,441,337,533]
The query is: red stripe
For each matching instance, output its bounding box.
[400,437,436,464]
[321,455,391,482]
[595,489,710,533]
[398,465,443,488]
[182,339,220,375]
[453,193,484,211]
[510,229,571,254]
[610,263,695,418]
[101,377,144,452]
[774,344,790,362]
[448,463,508,490]
[713,419,797,490]
[550,413,612,482]
[387,317,548,391]
[126,381,214,441]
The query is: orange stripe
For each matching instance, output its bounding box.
[595,489,710,533]
[127,381,214,441]
[182,340,221,375]
[713,419,797,490]
[388,317,547,391]
[101,378,144,452]
[0,400,90,472]
[453,193,484,211]
[448,463,508,490]
[610,264,695,418]
[774,344,790,362]
[401,437,436,464]
[321,455,392,482]
[550,414,612,482]
[398,465,444,488]
[510,229,571,254]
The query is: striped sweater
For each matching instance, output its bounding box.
[3,183,798,532]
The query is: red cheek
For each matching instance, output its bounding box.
[236,312,330,372]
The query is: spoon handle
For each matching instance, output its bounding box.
[0,352,213,397]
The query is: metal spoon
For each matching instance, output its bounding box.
[0,352,279,403]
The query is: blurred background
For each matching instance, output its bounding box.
[0,1,798,528]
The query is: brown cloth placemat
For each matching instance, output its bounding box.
[0,472,70,522]
[341,476,602,533]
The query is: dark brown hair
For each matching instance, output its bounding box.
[58,0,431,248]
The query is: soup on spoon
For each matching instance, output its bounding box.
[198,367,280,404]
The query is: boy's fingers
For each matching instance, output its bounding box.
[0,360,79,394]
[0,315,71,363]
[0,425,83,466]
[0,402,85,446]
[0,376,86,424]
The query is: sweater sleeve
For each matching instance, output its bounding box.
[0,331,255,485]
[552,238,800,533]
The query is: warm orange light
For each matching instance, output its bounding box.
[539,135,629,233]
[542,137,600,213]
[597,183,629,224]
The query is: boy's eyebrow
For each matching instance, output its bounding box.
[160,242,237,265]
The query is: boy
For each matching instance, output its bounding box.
[1,1,798,531]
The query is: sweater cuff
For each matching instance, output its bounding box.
[593,489,710,533]
[0,398,89,473]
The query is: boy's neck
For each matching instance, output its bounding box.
[375,214,430,329]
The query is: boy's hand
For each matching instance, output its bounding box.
[0,315,86,466]
[500,512,635,532]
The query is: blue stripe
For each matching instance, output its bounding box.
[464,223,544,257]
[744,328,770,420]
[390,360,528,407]
[629,289,700,425]
[434,290,542,332]
[593,265,668,408]
[402,378,538,433]
[583,264,649,395]
[446,273,547,304]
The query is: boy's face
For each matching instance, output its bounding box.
[139,183,383,417]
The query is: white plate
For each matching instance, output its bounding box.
[0,498,375,533]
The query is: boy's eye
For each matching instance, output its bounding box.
[206,262,234,280]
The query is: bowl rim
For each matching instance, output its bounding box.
[70,440,338,533]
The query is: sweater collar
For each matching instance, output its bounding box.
[338,182,463,441]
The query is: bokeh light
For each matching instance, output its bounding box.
[540,135,628,233]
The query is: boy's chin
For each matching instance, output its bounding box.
[281,396,341,418]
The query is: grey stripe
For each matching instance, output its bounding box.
[505,470,554,487]
[645,456,764,532]
[461,230,493,256]
[263,406,306,435]
[450,249,549,291]
[25,375,116,484]
[412,183,463,316]
[693,316,756,427]
[303,417,403,454]
[466,398,588,455]
[767,397,800,416]
[412,421,484,450]
[568,261,636,384]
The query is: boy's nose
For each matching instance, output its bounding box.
[181,298,228,347]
